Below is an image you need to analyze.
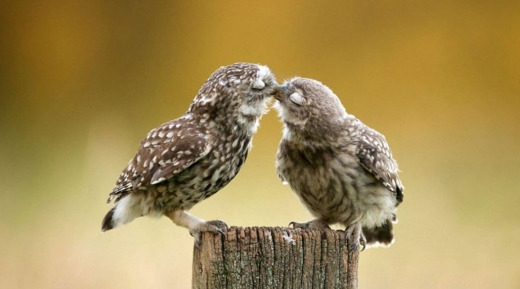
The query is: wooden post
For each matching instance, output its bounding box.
[192,226,358,289]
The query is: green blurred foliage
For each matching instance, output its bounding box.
[1,1,519,288]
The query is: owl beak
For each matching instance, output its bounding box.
[273,85,289,101]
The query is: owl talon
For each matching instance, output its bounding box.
[345,223,366,252]
[190,220,228,249]
[189,219,228,236]
[289,219,331,230]
[288,221,301,228]
[205,219,228,235]
[348,238,367,252]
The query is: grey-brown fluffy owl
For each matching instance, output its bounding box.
[274,77,403,249]
[102,63,277,237]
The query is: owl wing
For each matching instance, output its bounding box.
[108,119,211,203]
[148,124,212,185]
[355,127,403,203]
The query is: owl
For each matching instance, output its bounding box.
[274,77,403,250]
[102,63,277,239]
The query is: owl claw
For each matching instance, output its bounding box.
[345,223,366,252]
[288,221,300,228]
[205,219,228,235]
[189,219,228,236]
[348,238,367,252]
[191,219,228,249]
[289,219,331,230]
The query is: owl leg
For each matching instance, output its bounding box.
[165,210,227,245]
[289,219,331,230]
[345,223,367,252]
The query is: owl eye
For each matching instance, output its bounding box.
[251,79,266,91]
[289,92,305,106]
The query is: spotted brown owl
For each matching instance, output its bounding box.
[102,63,277,238]
[274,77,403,250]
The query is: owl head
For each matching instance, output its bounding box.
[189,63,277,131]
[274,77,348,141]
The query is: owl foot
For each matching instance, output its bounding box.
[190,219,228,248]
[345,223,366,252]
[191,219,228,236]
[165,210,228,247]
[289,219,331,230]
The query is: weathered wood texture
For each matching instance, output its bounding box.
[192,226,358,289]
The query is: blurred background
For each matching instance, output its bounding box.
[1,1,519,288]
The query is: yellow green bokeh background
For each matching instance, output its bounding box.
[1,1,519,288]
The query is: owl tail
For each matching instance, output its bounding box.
[362,219,394,247]
[101,208,116,231]
[101,194,142,232]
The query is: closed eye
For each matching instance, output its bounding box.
[289,92,305,105]
[251,80,266,91]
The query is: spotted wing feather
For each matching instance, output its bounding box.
[356,127,404,203]
[107,119,211,203]
[149,128,211,185]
